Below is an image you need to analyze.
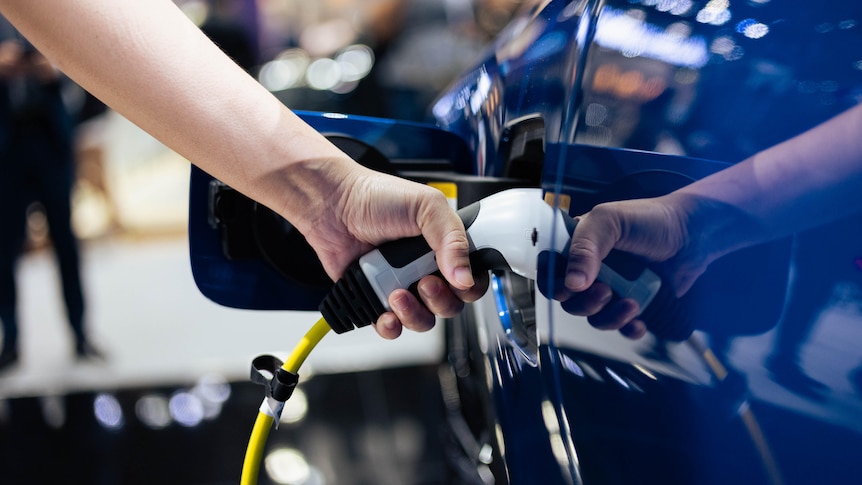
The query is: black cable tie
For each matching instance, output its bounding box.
[250,354,299,402]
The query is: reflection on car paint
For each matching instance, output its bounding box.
[433,0,862,483]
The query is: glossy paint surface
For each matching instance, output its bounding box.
[431,1,862,483]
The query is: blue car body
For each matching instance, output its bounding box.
[190,1,862,483]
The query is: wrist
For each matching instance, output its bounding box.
[266,155,359,236]
[664,190,769,267]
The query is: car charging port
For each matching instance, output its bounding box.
[491,270,538,365]
[486,114,545,361]
[498,114,545,186]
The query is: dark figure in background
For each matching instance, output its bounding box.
[0,24,100,370]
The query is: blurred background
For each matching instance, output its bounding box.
[0,1,521,484]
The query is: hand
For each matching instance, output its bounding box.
[296,161,488,339]
[560,194,706,339]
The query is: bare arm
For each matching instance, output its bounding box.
[0,0,479,338]
[0,0,340,228]
[675,102,862,262]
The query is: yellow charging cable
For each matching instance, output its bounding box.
[240,316,331,485]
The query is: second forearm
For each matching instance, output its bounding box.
[674,104,862,259]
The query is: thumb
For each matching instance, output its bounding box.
[566,207,622,292]
[419,200,473,290]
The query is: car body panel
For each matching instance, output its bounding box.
[430,1,862,484]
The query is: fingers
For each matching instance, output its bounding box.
[582,295,648,339]
[586,298,641,331]
[374,288,437,340]
[417,276,464,318]
[619,320,648,340]
[561,282,640,328]
[418,192,473,291]
[373,272,491,340]
[564,202,668,340]
[419,272,489,313]
[559,282,613,315]
[560,283,647,340]
[374,312,403,340]
[566,206,622,292]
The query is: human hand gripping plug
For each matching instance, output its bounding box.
[561,193,711,339]
[295,161,489,340]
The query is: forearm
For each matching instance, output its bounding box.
[0,0,347,231]
[674,103,862,259]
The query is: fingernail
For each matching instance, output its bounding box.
[454,267,474,288]
[566,271,587,290]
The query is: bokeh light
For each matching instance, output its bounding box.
[94,393,124,430]
[136,394,172,429]
[265,448,324,485]
[169,391,204,427]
